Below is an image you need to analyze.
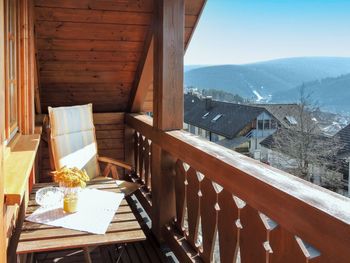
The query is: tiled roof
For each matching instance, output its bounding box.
[261,129,337,153]
[184,94,313,140]
[335,123,350,154]
[216,137,250,149]
[184,94,265,139]
[260,134,274,148]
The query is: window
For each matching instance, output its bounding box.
[285,116,298,125]
[202,112,210,119]
[257,120,263,130]
[263,120,270,130]
[198,128,203,136]
[5,0,19,140]
[189,125,195,134]
[211,133,219,142]
[211,114,222,122]
[271,119,277,129]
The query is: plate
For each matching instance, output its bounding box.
[35,186,63,207]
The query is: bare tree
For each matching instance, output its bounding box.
[269,87,344,190]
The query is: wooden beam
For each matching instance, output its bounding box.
[151,0,184,242]
[19,0,35,135]
[153,0,184,130]
[151,144,177,241]
[128,1,206,114]
[0,0,7,261]
[34,0,154,12]
[128,35,153,113]
[34,33,42,114]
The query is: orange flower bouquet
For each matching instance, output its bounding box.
[52,166,90,188]
[52,167,90,213]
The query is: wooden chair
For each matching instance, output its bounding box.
[47,104,138,193]
[47,104,139,262]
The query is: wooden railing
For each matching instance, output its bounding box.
[125,113,350,263]
[128,129,153,216]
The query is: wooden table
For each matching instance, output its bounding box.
[16,180,146,261]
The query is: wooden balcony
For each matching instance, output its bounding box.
[13,112,350,263]
[1,0,350,262]
[123,113,350,263]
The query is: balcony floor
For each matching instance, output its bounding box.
[34,237,169,263]
[30,196,176,263]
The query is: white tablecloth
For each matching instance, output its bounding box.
[26,188,124,234]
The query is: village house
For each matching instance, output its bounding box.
[334,123,350,194]
[260,123,346,194]
[184,93,301,159]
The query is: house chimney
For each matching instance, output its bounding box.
[205,96,212,110]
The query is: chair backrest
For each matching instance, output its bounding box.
[48,104,100,179]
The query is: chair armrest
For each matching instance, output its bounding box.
[98,156,133,171]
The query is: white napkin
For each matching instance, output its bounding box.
[26,188,124,234]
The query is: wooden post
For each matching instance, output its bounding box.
[151,145,177,241]
[153,0,184,131]
[19,0,35,135]
[152,0,184,241]
[0,0,7,261]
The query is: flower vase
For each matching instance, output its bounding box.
[61,185,80,213]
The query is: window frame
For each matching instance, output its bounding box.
[263,119,270,130]
[4,0,20,142]
[271,119,278,129]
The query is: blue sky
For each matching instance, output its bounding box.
[184,0,350,65]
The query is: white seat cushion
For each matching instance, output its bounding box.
[48,104,100,179]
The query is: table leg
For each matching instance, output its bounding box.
[17,254,26,263]
[83,247,92,263]
[17,253,33,263]
[26,253,33,263]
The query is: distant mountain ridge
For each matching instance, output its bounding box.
[185,57,350,103]
[184,65,207,72]
[271,73,350,114]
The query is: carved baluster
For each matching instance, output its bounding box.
[269,225,321,263]
[174,160,187,233]
[134,132,139,174]
[240,205,270,262]
[295,238,322,263]
[200,177,219,263]
[218,190,240,263]
[186,167,201,251]
[144,139,150,188]
[148,141,152,191]
[138,136,144,181]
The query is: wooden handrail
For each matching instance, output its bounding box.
[126,113,350,262]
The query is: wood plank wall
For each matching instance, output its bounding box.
[141,0,206,112]
[34,0,153,113]
[39,113,125,182]
[34,0,205,114]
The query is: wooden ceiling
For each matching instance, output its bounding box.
[34,0,206,113]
